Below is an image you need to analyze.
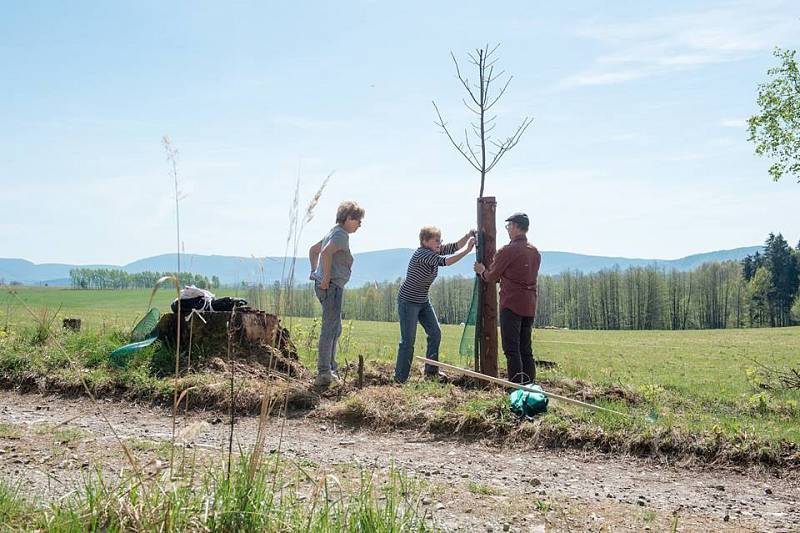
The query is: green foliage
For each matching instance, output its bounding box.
[0,423,21,439]
[748,392,770,415]
[792,293,800,322]
[0,482,30,531]
[749,266,774,326]
[534,499,551,513]
[467,482,498,496]
[0,456,435,532]
[748,47,800,182]
[742,233,800,327]
[69,267,214,290]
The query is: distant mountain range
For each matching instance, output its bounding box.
[0,246,762,287]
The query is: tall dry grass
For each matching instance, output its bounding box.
[161,135,182,275]
[247,172,331,318]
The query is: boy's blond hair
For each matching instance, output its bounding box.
[419,226,442,245]
[336,201,365,224]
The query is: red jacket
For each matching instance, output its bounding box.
[481,234,541,317]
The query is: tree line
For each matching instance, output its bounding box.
[69,268,220,290]
[741,233,800,327]
[70,233,800,330]
[264,263,750,330]
[256,233,799,330]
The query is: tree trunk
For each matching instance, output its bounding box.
[478,196,498,377]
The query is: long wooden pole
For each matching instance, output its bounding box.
[477,196,498,377]
[415,357,632,418]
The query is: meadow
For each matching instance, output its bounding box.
[2,287,799,457]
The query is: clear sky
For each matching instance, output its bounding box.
[2,0,799,265]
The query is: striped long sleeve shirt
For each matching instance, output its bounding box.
[397,242,459,304]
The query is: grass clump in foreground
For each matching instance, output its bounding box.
[0,453,435,532]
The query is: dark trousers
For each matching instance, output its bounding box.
[499,307,535,384]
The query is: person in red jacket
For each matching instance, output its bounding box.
[473,213,542,384]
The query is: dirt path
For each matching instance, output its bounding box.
[0,391,797,532]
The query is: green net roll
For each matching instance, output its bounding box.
[458,277,480,362]
[131,308,160,342]
[110,308,161,368]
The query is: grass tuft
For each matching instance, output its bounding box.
[0,454,436,532]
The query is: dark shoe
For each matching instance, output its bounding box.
[314,372,340,388]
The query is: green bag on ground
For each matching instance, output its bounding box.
[509,386,549,418]
[110,308,160,368]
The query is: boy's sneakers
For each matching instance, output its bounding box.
[314,371,341,388]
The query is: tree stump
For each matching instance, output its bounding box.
[156,308,304,377]
[63,318,81,332]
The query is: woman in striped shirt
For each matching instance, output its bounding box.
[394,226,475,383]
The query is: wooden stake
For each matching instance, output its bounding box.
[415,356,632,418]
[477,196,498,377]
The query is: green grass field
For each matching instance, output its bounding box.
[3,287,800,450]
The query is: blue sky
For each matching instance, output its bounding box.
[2,0,799,265]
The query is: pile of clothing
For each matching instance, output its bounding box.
[170,285,248,313]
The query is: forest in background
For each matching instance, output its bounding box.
[64,233,800,330]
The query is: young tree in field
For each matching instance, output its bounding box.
[433,44,533,197]
[433,44,532,375]
[748,48,800,182]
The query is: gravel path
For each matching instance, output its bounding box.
[0,391,797,532]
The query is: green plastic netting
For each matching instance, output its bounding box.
[458,277,480,363]
[131,308,160,342]
[110,308,160,367]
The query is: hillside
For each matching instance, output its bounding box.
[1,246,761,287]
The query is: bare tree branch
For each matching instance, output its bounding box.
[464,128,481,166]
[485,65,495,99]
[433,100,482,173]
[485,116,533,173]
[486,76,513,110]
[487,69,506,83]
[435,44,532,196]
[462,98,481,115]
[451,52,480,106]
